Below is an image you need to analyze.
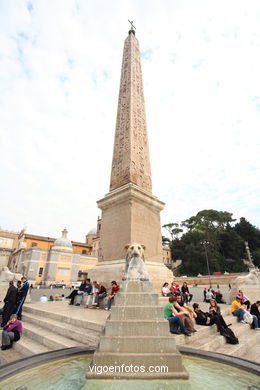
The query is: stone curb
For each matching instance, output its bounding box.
[0,346,259,382]
[178,346,260,376]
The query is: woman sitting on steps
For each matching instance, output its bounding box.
[1,314,23,350]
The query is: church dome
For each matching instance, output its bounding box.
[87,227,97,235]
[52,229,73,251]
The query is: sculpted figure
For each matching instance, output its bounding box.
[122,243,149,281]
[0,267,18,282]
[234,268,260,286]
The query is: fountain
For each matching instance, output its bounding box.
[86,250,188,379]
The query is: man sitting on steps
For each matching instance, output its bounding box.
[163,296,191,336]
[231,296,260,330]
[75,279,92,306]
[192,303,228,332]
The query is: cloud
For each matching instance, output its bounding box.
[0,0,260,242]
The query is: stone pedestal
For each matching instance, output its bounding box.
[88,183,173,289]
[86,280,188,379]
[229,285,260,304]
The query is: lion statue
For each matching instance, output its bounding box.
[122,243,149,281]
[0,267,22,282]
[233,268,260,286]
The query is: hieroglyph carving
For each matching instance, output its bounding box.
[110,33,152,192]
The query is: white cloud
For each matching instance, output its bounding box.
[0,0,259,241]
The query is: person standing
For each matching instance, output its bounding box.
[203,288,207,302]
[16,277,29,320]
[1,281,18,327]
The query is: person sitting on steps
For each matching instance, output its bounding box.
[1,314,23,350]
[163,296,191,336]
[231,296,260,330]
[105,281,120,311]
[192,303,228,333]
[181,282,193,303]
[215,290,226,304]
[237,290,251,310]
[85,281,100,308]
[173,295,196,333]
[162,282,172,297]
[89,283,107,309]
[67,280,86,305]
[75,279,92,306]
[250,301,260,328]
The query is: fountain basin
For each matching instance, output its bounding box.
[0,347,259,390]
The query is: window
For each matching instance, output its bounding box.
[82,250,86,254]
[31,242,37,247]
[38,267,44,277]
[78,270,88,278]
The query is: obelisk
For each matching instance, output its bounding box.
[89,26,173,289]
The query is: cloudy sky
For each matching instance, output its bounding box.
[1,0,259,242]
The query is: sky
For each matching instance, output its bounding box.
[0,0,260,242]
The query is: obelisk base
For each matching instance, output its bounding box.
[87,259,173,293]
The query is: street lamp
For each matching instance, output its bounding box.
[244,241,255,269]
[201,240,212,288]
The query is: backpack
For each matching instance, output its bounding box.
[221,327,239,344]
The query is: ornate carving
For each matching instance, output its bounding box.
[110,33,152,193]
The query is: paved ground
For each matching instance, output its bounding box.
[27,285,231,303]
[24,300,109,325]
[28,287,73,302]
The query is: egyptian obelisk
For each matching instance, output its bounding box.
[89,25,173,289]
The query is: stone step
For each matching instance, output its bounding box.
[13,335,51,356]
[91,351,185,372]
[110,305,163,320]
[23,322,82,350]
[23,305,103,335]
[120,281,153,293]
[0,346,23,364]
[22,312,100,348]
[173,315,260,361]
[174,315,241,347]
[115,293,158,306]
[105,319,169,336]
[99,335,177,353]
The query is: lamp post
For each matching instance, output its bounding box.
[244,241,255,269]
[201,240,212,288]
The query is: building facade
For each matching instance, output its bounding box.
[8,228,98,284]
[0,229,19,268]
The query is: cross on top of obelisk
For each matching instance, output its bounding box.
[128,19,136,35]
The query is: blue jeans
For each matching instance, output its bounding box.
[106,296,114,310]
[252,315,259,329]
[76,292,90,305]
[94,292,107,306]
[232,308,246,321]
[167,316,188,334]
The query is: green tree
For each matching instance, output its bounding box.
[169,209,250,276]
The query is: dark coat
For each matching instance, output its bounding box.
[18,281,29,298]
[250,303,260,317]
[4,285,18,305]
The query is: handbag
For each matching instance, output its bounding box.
[243,311,253,325]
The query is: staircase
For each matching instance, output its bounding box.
[2,300,259,365]
[171,305,260,363]
[12,303,104,358]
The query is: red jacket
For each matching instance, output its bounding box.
[111,284,120,296]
